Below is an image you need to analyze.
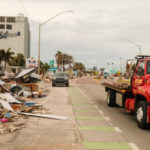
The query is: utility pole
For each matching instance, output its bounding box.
[124,39,142,55]
[38,10,73,74]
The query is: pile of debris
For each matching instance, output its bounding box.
[102,78,131,90]
[0,69,67,135]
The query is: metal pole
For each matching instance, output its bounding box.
[120,57,122,75]
[123,39,142,55]
[139,45,142,55]
[37,11,73,75]
[38,24,41,75]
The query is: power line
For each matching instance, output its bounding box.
[18,0,29,16]
[18,0,34,20]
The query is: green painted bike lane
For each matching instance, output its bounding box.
[69,85,136,150]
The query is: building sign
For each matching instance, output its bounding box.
[0,31,21,39]
[48,68,58,71]
[26,57,38,68]
[49,60,54,68]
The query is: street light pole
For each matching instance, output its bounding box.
[38,24,41,75]
[120,57,122,75]
[38,10,73,75]
[124,39,142,55]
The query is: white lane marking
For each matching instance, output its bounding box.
[94,105,98,109]
[99,111,111,121]
[109,122,113,126]
[105,117,110,121]
[128,143,140,150]
[76,86,91,101]
[99,110,104,114]
[114,127,122,133]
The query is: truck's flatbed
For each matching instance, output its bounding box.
[102,82,131,94]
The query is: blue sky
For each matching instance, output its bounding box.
[1,0,150,70]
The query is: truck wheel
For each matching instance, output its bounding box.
[107,90,116,107]
[136,101,148,129]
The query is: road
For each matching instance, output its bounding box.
[1,77,150,150]
[76,76,150,150]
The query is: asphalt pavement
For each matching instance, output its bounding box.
[76,76,150,150]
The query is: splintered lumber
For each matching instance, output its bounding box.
[0,80,5,85]
[0,99,14,112]
[18,112,68,120]
[0,93,21,103]
[22,107,34,112]
[0,85,9,93]
[19,97,35,102]
[102,81,131,90]
[102,78,131,90]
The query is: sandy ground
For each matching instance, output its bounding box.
[0,80,82,150]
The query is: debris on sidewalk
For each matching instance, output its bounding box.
[0,80,5,85]
[0,99,14,112]
[18,112,68,120]
[15,68,36,80]
[0,68,67,135]
[0,93,21,103]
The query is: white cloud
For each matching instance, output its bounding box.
[1,0,150,68]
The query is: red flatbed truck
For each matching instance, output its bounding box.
[102,55,150,129]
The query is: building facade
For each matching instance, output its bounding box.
[0,15,30,58]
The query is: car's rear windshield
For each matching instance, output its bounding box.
[55,72,68,76]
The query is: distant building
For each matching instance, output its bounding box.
[0,14,30,58]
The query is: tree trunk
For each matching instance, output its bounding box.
[4,61,7,71]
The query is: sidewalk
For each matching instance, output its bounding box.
[1,82,83,150]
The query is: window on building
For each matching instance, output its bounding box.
[0,17,5,22]
[7,17,15,23]
[0,24,5,29]
[6,24,12,30]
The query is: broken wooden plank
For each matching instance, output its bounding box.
[0,80,5,85]
[22,107,34,112]
[0,99,14,112]
[19,96,34,102]
[0,93,22,103]
[18,112,68,120]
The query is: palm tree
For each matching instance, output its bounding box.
[73,62,85,72]
[55,51,63,70]
[10,53,25,66]
[3,48,14,71]
[62,53,68,71]
[55,51,74,71]
[0,49,5,66]
[40,62,50,74]
[65,55,73,68]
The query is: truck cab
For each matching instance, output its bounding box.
[129,56,150,128]
[103,55,150,129]
[132,58,150,98]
